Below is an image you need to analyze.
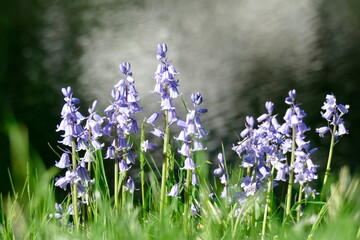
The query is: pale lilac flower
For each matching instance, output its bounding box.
[167,184,180,198]
[150,127,164,138]
[55,153,72,169]
[191,172,200,186]
[146,112,161,126]
[214,153,225,176]
[125,177,138,194]
[191,202,201,216]
[302,186,319,199]
[103,62,141,179]
[241,176,257,197]
[191,92,203,106]
[176,92,208,162]
[316,94,349,138]
[141,140,157,152]
[149,43,181,129]
[55,170,77,191]
[181,157,198,170]
[119,160,131,173]
[56,86,86,147]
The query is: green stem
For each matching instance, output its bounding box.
[121,170,127,209]
[321,124,337,201]
[297,185,304,222]
[160,110,170,222]
[86,149,93,221]
[114,159,119,212]
[261,166,275,240]
[140,120,146,219]
[285,126,296,217]
[183,169,192,234]
[71,138,79,231]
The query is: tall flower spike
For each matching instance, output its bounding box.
[103,62,141,210]
[150,43,181,127]
[316,94,349,138]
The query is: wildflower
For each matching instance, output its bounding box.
[56,86,86,147]
[167,184,180,198]
[55,153,72,169]
[141,140,157,152]
[181,157,198,170]
[103,62,141,178]
[125,177,138,194]
[316,94,349,138]
[241,176,257,197]
[149,43,181,127]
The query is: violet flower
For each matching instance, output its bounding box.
[316,94,349,138]
[148,43,181,128]
[103,62,141,171]
[167,184,180,198]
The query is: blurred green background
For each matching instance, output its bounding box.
[1,0,359,194]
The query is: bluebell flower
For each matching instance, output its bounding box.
[191,92,203,106]
[55,170,77,191]
[149,43,181,128]
[141,140,157,152]
[55,153,72,169]
[150,127,164,138]
[56,86,86,147]
[213,153,225,176]
[316,94,349,138]
[119,160,131,173]
[240,176,257,197]
[103,62,141,176]
[191,172,200,186]
[146,112,161,126]
[191,202,201,216]
[167,184,180,198]
[279,90,318,187]
[125,177,138,194]
[181,157,198,170]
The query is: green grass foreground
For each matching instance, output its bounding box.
[1,120,360,240]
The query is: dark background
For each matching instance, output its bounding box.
[1,0,359,194]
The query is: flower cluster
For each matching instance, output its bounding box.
[279,90,318,186]
[147,43,181,133]
[230,90,318,201]
[54,87,94,213]
[51,43,352,234]
[179,94,208,176]
[103,62,141,188]
[316,94,349,138]
[232,101,283,198]
[167,93,208,198]
[56,87,86,147]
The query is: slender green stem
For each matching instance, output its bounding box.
[321,124,337,201]
[183,168,192,234]
[160,110,170,222]
[297,185,304,222]
[121,170,127,209]
[86,148,93,221]
[114,160,119,212]
[261,166,275,240]
[71,138,79,231]
[285,126,296,217]
[139,119,146,219]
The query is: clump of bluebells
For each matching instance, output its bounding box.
[51,44,350,239]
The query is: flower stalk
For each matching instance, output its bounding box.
[139,119,147,218]
[261,166,275,240]
[160,110,170,222]
[285,126,296,217]
[71,138,80,231]
[321,124,336,201]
